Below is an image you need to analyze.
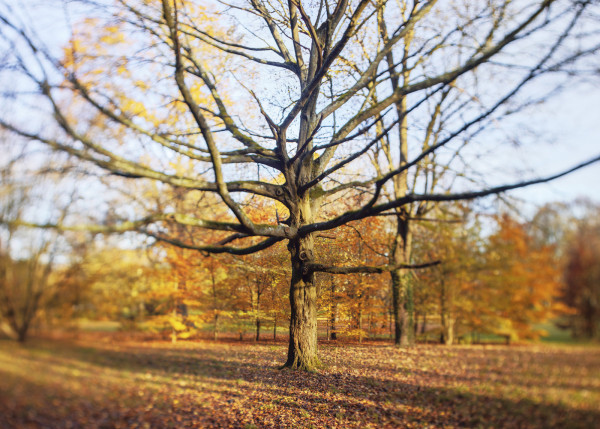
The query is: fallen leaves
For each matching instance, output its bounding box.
[1,337,599,428]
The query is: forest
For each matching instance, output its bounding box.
[1,0,600,427]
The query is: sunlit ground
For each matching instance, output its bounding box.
[1,336,599,428]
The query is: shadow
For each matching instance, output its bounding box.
[2,339,599,428]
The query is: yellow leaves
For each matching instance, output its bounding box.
[134,80,150,91]
[176,331,193,339]
[168,316,188,332]
[120,97,146,116]
[99,25,125,46]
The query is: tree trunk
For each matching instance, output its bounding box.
[282,59,321,369]
[283,236,320,371]
[390,216,413,347]
[17,326,28,343]
[255,289,261,342]
[211,271,218,341]
[213,313,219,341]
[440,279,447,344]
[380,20,415,348]
[273,315,277,341]
[391,270,403,344]
[414,311,420,337]
[444,318,454,346]
[358,306,363,344]
[330,281,337,340]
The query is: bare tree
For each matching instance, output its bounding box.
[0,0,599,369]
[0,161,71,342]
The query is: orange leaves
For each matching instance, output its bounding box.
[412,208,566,344]
[482,214,563,341]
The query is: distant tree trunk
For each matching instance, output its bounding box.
[330,281,338,340]
[213,313,219,341]
[273,314,277,341]
[211,270,218,341]
[390,216,413,347]
[17,324,29,343]
[414,311,420,336]
[358,306,363,344]
[384,24,415,348]
[389,308,393,340]
[421,313,427,335]
[444,319,454,346]
[171,299,177,344]
[255,283,261,342]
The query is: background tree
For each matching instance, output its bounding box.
[480,214,564,343]
[1,0,599,369]
[563,207,600,339]
[0,156,75,341]
[413,204,483,345]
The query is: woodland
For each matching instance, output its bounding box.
[1,0,600,427]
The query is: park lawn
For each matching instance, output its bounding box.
[1,336,599,428]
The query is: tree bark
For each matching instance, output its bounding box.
[283,235,320,371]
[390,216,413,346]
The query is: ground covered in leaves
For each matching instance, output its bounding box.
[1,336,599,428]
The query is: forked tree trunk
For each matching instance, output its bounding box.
[282,84,321,369]
[283,236,320,371]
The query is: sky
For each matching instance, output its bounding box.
[505,81,600,212]
[2,0,600,227]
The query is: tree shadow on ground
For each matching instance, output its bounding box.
[3,340,599,428]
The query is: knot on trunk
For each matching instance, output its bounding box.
[275,187,284,196]
[299,249,313,261]
[302,265,310,275]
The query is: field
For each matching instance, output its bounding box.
[1,336,599,428]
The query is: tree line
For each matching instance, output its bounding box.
[2,179,598,347]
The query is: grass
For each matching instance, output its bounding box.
[1,334,599,428]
